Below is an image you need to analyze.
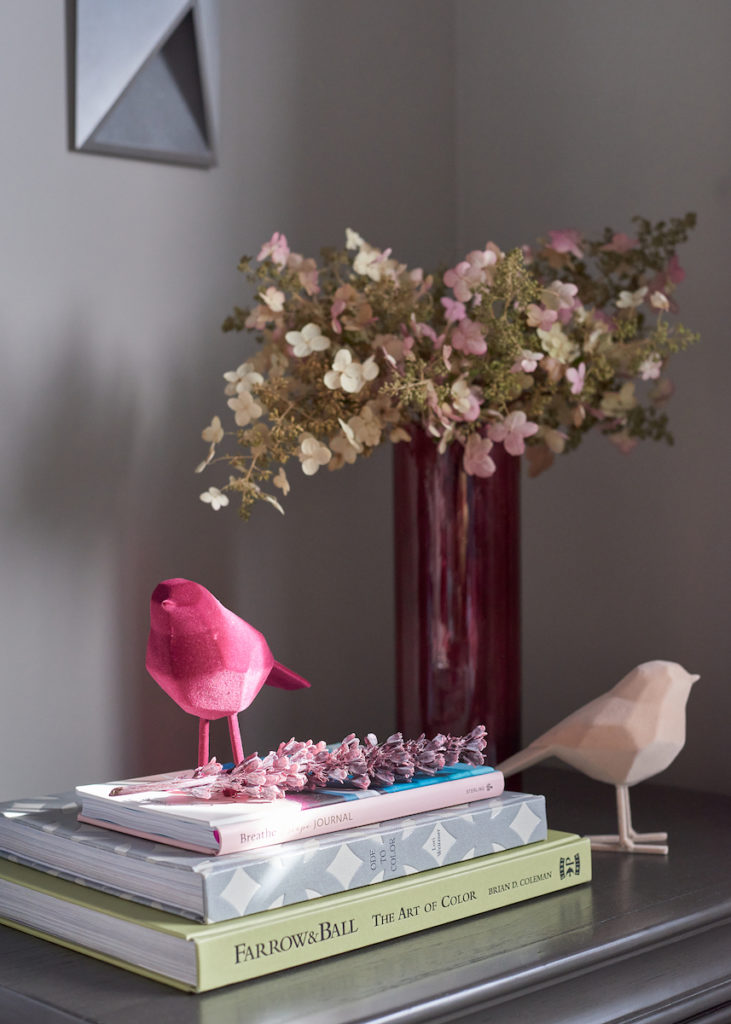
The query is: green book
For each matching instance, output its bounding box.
[0,830,590,992]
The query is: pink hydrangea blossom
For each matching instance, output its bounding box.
[244,305,272,331]
[526,303,558,331]
[511,349,544,373]
[647,253,685,308]
[566,361,586,395]
[666,253,685,285]
[451,318,487,355]
[380,333,414,364]
[330,298,346,334]
[545,280,580,310]
[463,434,496,477]
[444,249,498,302]
[638,356,662,381]
[488,410,539,456]
[414,322,446,348]
[257,231,290,267]
[600,233,638,253]
[543,280,581,325]
[441,296,467,324]
[287,253,320,295]
[547,229,583,259]
[608,431,639,455]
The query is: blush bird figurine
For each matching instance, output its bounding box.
[497,660,699,854]
[146,578,310,767]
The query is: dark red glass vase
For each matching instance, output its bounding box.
[393,426,521,766]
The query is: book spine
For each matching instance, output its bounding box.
[215,770,505,854]
[203,792,546,922]
[195,833,590,991]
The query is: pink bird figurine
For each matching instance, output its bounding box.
[146,578,310,766]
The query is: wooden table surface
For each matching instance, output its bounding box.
[1,767,729,1024]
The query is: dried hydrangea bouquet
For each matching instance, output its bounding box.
[198,216,697,762]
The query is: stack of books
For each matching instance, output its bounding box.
[0,760,590,992]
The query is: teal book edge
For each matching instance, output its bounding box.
[0,830,591,992]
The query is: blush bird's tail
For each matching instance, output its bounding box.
[497,743,553,778]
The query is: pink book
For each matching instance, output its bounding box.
[76,764,504,855]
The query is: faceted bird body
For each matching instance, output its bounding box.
[146,578,310,765]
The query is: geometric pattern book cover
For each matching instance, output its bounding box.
[0,790,546,923]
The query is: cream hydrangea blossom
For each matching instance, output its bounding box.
[324,349,379,393]
[200,486,229,510]
[196,415,225,472]
[223,362,263,397]
[451,379,481,421]
[600,381,637,417]
[202,415,224,445]
[285,322,330,357]
[259,286,285,312]
[353,246,388,281]
[298,434,331,475]
[227,390,263,426]
[347,228,405,283]
[617,286,648,309]
[347,405,382,447]
[329,431,360,468]
[345,228,366,250]
[537,323,581,363]
[273,467,290,494]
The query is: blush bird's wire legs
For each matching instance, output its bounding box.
[589,784,669,855]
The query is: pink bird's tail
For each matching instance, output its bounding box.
[266,661,311,691]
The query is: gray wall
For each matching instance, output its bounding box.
[456,0,731,794]
[0,1,727,801]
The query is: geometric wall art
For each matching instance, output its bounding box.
[72,0,219,168]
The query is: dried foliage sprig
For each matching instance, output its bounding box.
[111,726,487,802]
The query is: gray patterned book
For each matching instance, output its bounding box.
[0,790,546,923]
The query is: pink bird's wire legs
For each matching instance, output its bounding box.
[197,717,244,767]
[589,784,669,855]
[227,714,244,766]
[198,720,210,767]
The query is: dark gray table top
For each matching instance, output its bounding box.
[1,767,730,1024]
